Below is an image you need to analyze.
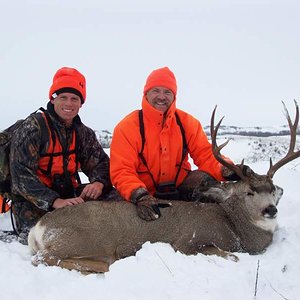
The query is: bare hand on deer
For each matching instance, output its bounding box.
[79,181,104,200]
[136,194,171,221]
[52,197,85,209]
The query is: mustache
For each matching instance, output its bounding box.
[155,99,168,104]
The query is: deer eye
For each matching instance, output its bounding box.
[247,192,255,196]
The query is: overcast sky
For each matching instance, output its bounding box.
[1,0,299,131]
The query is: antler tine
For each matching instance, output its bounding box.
[267,100,300,178]
[283,100,299,152]
[210,106,247,180]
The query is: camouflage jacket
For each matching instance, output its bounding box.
[10,102,112,211]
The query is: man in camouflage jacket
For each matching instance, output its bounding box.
[10,67,115,243]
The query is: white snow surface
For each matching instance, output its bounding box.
[0,136,300,300]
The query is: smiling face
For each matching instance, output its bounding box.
[146,86,175,113]
[51,92,82,126]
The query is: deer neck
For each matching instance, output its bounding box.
[220,197,273,254]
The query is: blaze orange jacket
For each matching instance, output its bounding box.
[110,97,230,201]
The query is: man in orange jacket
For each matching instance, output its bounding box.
[110,67,242,221]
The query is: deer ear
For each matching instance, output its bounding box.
[192,186,229,203]
[274,185,283,205]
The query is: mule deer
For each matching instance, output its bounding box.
[28,101,300,274]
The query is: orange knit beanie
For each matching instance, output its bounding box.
[143,67,177,96]
[49,67,86,103]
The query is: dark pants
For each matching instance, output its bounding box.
[11,196,47,244]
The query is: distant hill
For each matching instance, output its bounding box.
[95,130,112,148]
[203,125,300,137]
[95,125,300,148]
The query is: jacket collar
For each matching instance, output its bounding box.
[141,96,177,123]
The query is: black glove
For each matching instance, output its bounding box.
[222,164,253,181]
[131,188,171,221]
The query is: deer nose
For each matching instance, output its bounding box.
[263,205,278,218]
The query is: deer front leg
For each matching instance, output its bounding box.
[32,252,112,274]
[58,257,110,274]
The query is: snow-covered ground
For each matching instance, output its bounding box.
[0,135,299,300]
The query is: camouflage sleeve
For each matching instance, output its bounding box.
[77,124,112,192]
[10,116,59,211]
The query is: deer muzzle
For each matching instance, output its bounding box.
[262,205,278,218]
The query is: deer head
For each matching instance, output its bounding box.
[209,100,299,230]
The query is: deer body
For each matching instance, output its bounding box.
[29,180,280,273]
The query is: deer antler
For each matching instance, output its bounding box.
[267,100,300,178]
[210,106,248,181]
